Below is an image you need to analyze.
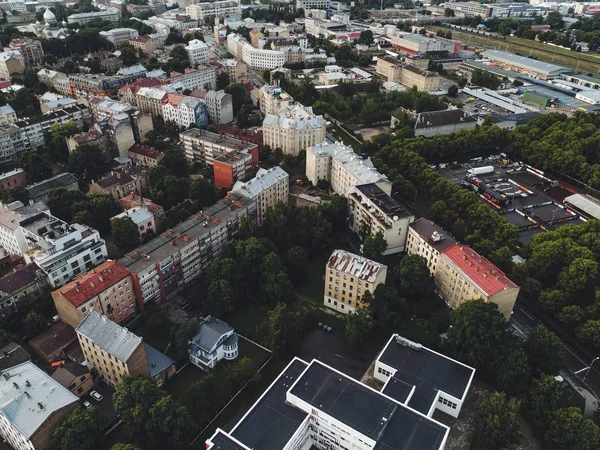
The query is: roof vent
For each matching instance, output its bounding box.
[12,381,18,389]
[37,402,44,410]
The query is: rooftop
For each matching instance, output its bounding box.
[0,264,41,295]
[0,362,78,438]
[263,104,325,131]
[233,167,288,199]
[481,50,569,76]
[14,105,88,128]
[144,343,174,378]
[75,311,142,362]
[95,166,146,189]
[564,193,600,219]
[51,362,89,388]
[112,205,154,226]
[353,183,412,219]
[379,335,475,414]
[0,201,49,232]
[28,322,77,363]
[0,343,30,372]
[414,109,475,129]
[57,261,132,307]
[327,249,386,283]
[127,143,164,161]
[190,316,234,353]
[409,218,457,253]
[180,128,258,152]
[442,244,518,296]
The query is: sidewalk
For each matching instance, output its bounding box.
[561,370,599,417]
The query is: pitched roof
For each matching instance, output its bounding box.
[75,311,142,362]
[144,344,175,378]
[327,249,387,283]
[28,322,77,362]
[233,167,288,199]
[442,244,518,297]
[0,265,40,294]
[0,343,30,372]
[26,173,78,200]
[128,144,164,161]
[0,362,78,439]
[51,362,90,387]
[409,218,457,253]
[57,261,131,307]
[191,316,234,352]
[414,109,476,129]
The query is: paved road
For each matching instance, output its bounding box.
[510,299,600,398]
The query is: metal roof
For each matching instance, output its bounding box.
[144,344,175,378]
[327,249,387,283]
[481,50,569,76]
[233,167,288,199]
[564,193,600,219]
[191,316,234,353]
[75,311,142,362]
[0,362,78,439]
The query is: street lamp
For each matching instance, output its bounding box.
[583,356,600,383]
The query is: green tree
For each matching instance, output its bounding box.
[0,329,13,347]
[46,188,87,222]
[261,252,292,304]
[448,299,507,372]
[284,246,309,286]
[496,349,531,397]
[370,285,410,326]
[397,254,435,299]
[217,72,230,90]
[68,145,105,179]
[225,83,246,114]
[577,320,600,351]
[345,308,373,346]
[111,445,141,450]
[227,356,258,389]
[358,30,374,45]
[264,302,313,355]
[523,374,565,430]
[206,279,235,316]
[145,396,196,450]
[110,216,141,251]
[24,311,44,334]
[524,325,564,375]
[545,407,600,450]
[172,318,199,360]
[447,85,459,97]
[48,120,79,161]
[189,178,216,210]
[362,232,387,262]
[52,407,102,450]
[444,7,455,17]
[20,150,52,183]
[472,393,521,450]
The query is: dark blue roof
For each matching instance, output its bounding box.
[144,343,175,378]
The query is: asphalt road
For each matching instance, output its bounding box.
[510,300,600,398]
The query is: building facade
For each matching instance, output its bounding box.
[259,84,294,115]
[6,39,43,66]
[405,218,457,276]
[232,166,289,223]
[67,8,121,24]
[99,28,139,46]
[51,362,93,398]
[180,128,259,167]
[186,39,210,66]
[161,94,209,129]
[89,166,150,200]
[212,151,254,189]
[198,90,234,124]
[188,316,238,370]
[0,168,25,191]
[185,0,241,20]
[0,50,24,81]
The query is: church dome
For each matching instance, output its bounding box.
[43,9,56,24]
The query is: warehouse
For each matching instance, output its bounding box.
[481,50,569,80]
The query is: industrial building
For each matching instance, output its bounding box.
[481,50,569,80]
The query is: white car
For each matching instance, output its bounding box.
[82,399,92,408]
[90,390,103,402]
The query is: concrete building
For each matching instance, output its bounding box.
[227,33,285,70]
[0,168,25,192]
[216,58,246,81]
[161,93,209,129]
[481,50,569,80]
[119,193,256,304]
[6,39,43,66]
[348,183,415,254]
[196,90,234,124]
[400,109,477,138]
[100,28,139,46]
[26,173,79,205]
[69,73,147,99]
[180,128,259,167]
[129,35,157,55]
[436,244,519,319]
[259,84,294,115]
[212,151,254,189]
[0,105,16,126]
[185,0,241,20]
[233,166,289,223]
[51,362,93,398]
[324,249,387,314]
[405,218,457,276]
[111,205,157,240]
[127,143,164,167]
[51,260,138,328]
[296,0,330,9]
[67,8,121,24]
[186,39,210,66]
[0,125,25,166]
[306,142,390,197]
[377,57,441,91]
[165,66,217,91]
[89,166,150,200]
[0,201,50,257]
[262,104,326,156]
[188,316,238,370]
[0,362,78,450]
[0,264,49,318]
[374,334,475,419]
[391,33,460,57]
[76,310,149,388]
[0,50,24,81]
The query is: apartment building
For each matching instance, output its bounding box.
[130,86,166,117]
[306,142,390,197]
[296,0,331,9]
[0,362,78,450]
[165,66,217,91]
[324,249,387,314]
[148,13,198,32]
[0,264,49,317]
[259,84,294,115]
[127,143,164,167]
[6,39,43,66]
[186,39,210,66]
[119,193,256,304]
[99,28,139,46]
[67,8,121,24]
[0,50,24,81]
[197,89,234,124]
[26,173,79,204]
[51,362,93,398]
[215,58,246,81]
[51,260,138,328]
[0,125,26,165]
[180,128,259,167]
[0,201,49,256]
[188,316,238,370]
[13,105,90,149]
[405,218,457,276]
[212,151,254,189]
[185,0,241,20]
[76,311,149,387]
[348,183,415,254]
[263,104,326,156]
[161,94,209,129]
[129,35,157,55]
[436,244,519,319]
[38,69,72,97]
[0,168,25,192]
[227,33,285,70]
[233,166,289,223]
[111,205,157,240]
[0,105,16,126]
[89,166,150,200]
[391,33,461,57]
[69,73,147,99]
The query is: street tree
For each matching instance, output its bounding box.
[145,396,196,450]
[52,407,102,450]
[545,407,600,450]
[496,349,531,397]
[68,145,105,180]
[523,374,566,431]
[111,445,141,450]
[577,320,600,352]
[225,83,246,114]
[345,308,373,346]
[396,254,435,299]
[362,233,387,262]
[524,325,564,375]
[358,30,374,45]
[24,311,44,334]
[472,393,521,450]
[111,216,141,251]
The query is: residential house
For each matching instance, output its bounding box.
[51,361,93,397]
[0,264,49,317]
[29,322,78,364]
[0,105,16,126]
[127,144,164,167]
[89,166,150,200]
[188,316,238,371]
[111,205,157,240]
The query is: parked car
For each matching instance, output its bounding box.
[90,390,104,402]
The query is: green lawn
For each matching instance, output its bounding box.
[329,124,363,152]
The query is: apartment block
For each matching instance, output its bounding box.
[99,28,139,46]
[306,142,390,197]
[262,104,326,156]
[0,201,49,256]
[227,33,285,70]
[69,72,147,99]
[259,84,294,115]
[188,316,238,370]
[296,0,331,9]
[405,218,457,276]
[0,362,78,450]
[0,50,24,81]
[324,249,387,314]
[127,143,164,167]
[67,8,121,24]
[0,105,16,126]
[348,183,415,254]
[213,151,254,189]
[118,193,256,304]
[233,166,289,223]
[76,311,149,388]
[185,0,241,20]
[186,39,210,66]
[52,260,138,328]
[376,56,440,92]
[180,128,259,167]
[436,244,519,319]
[196,90,234,124]
[0,126,26,165]
[165,66,217,91]
[161,93,209,129]
[6,39,43,66]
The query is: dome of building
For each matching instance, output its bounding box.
[43,9,57,24]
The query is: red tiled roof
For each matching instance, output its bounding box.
[58,261,132,307]
[162,93,183,107]
[128,143,164,161]
[118,77,162,93]
[442,244,518,297]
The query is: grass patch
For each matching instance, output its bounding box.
[329,124,363,152]
[226,304,270,340]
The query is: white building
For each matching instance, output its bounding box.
[200,90,234,124]
[0,50,24,81]
[100,28,139,46]
[0,201,49,257]
[259,84,294,115]
[0,362,79,450]
[185,39,210,66]
[227,33,285,70]
[576,90,600,105]
[166,66,217,91]
[262,104,326,156]
[111,205,157,240]
[185,0,241,20]
[67,8,121,24]
[0,125,26,165]
[296,0,331,9]
[188,316,238,371]
[162,94,209,128]
[233,166,289,223]
[306,142,390,197]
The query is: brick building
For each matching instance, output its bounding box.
[89,166,150,200]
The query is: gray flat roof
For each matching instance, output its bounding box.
[209,431,248,450]
[231,359,308,450]
[564,193,600,219]
[481,50,569,76]
[379,336,474,414]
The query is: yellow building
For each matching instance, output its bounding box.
[405,218,457,276]
[376,56,440,92]
[324,249,387,314]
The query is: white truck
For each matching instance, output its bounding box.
[467,166,495,177]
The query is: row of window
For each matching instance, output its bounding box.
[438,397,458,409]
[377,366,392,377]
